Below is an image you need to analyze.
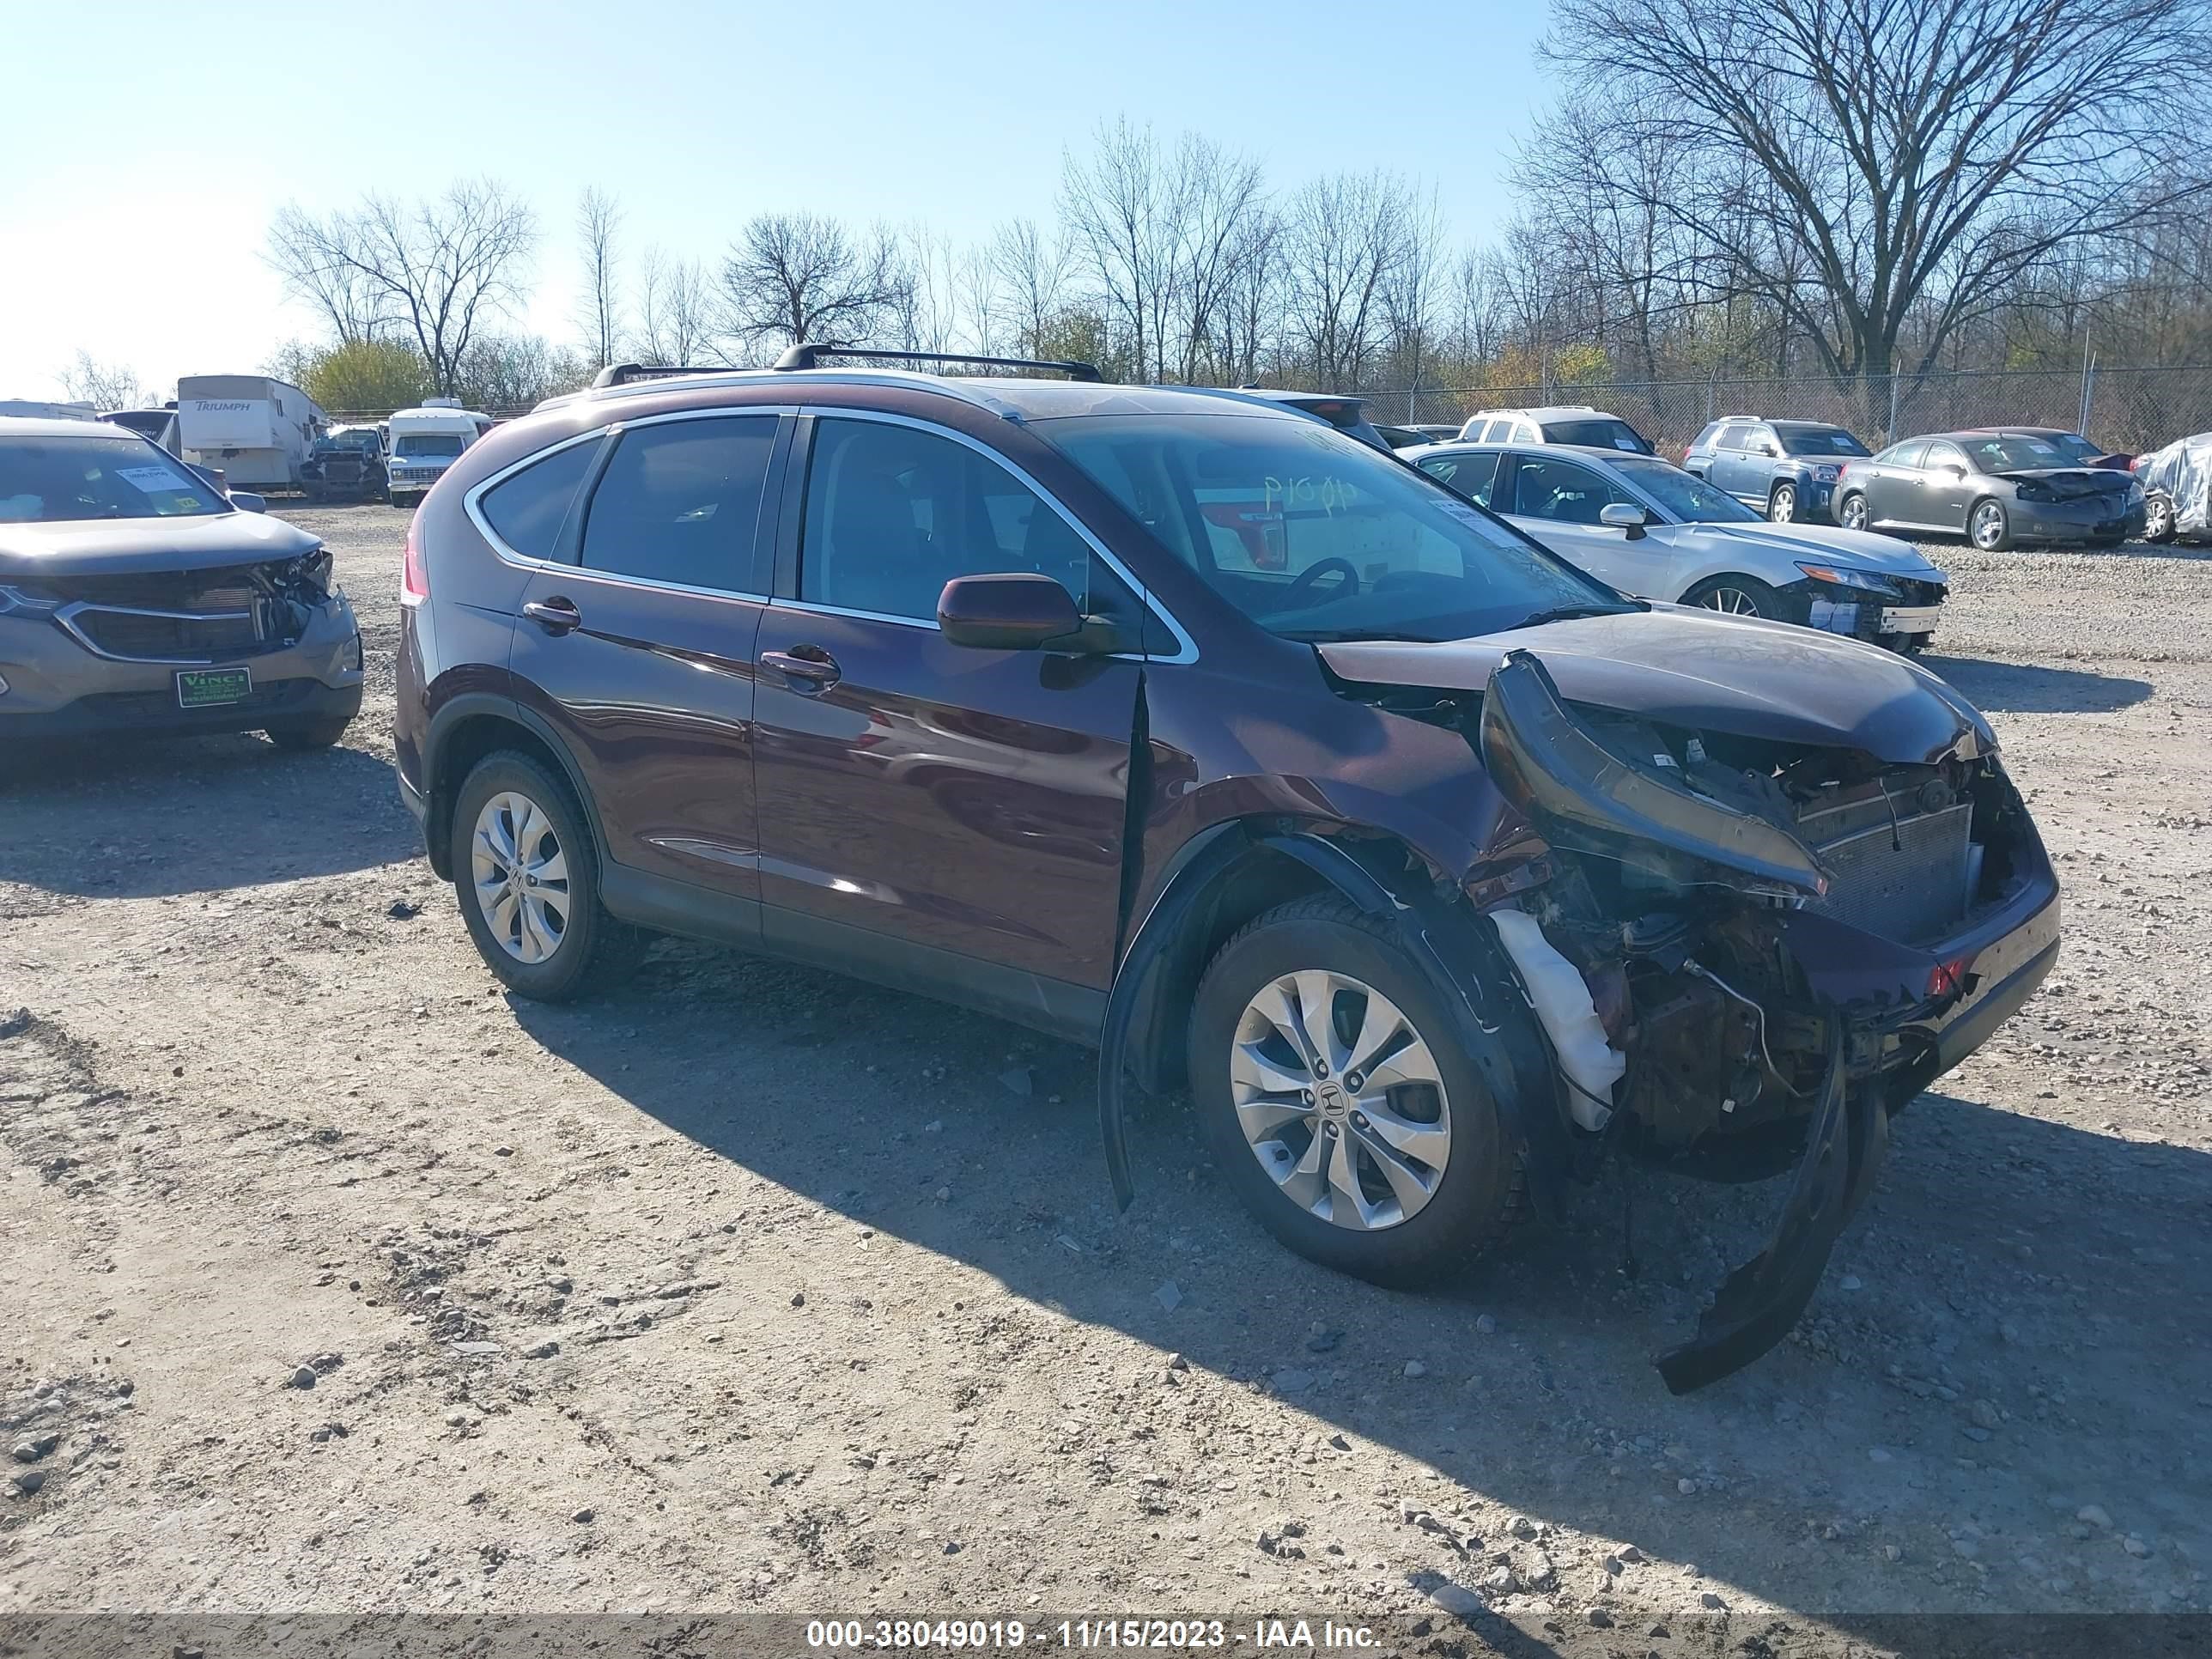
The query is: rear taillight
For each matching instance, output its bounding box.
[400,515,428,607]
[1834,461,1851,482]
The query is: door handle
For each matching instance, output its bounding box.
[761,647,841,691]
[522,597,581,635]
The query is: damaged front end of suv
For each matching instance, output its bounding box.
[1470,645,2057,1388]
[1109,616,2059,1394]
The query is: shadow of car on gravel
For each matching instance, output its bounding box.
[1917,655,2154,715]
[509,945,2212,1626]
[0,737,421,897]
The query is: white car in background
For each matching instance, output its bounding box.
[1408,440,1950,652]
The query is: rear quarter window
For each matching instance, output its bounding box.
[478,439,600,561]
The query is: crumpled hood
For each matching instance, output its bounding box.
[1995,468,2131,499]
[0,510,322,580]
[1319,606,1994,765]
[1668,521,1947,580]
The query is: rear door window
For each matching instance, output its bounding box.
[578,416,778,592]
[479,439,599,562]
[1715,423,1754,452]
[1879,440,1930,469]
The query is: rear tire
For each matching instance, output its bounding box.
[1682,574,1781,619]
[265,715,353,750]
[1838,493,1869,532]
[450,750,647,1001]
[1187,896,1525,1286]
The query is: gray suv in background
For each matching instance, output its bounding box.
[1683,418,1872,524]
[0,416,362,748]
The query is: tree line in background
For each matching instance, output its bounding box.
[234,0,2212,418]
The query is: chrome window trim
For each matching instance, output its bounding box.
[793,405,1200,665]
[462,406,793,605]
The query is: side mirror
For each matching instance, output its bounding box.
[1600,501,1650,540]
[1946,464,1968,478]
[228,490,268,514]
[938,573,1085,651]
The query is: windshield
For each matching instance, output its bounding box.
[0,434,225,523]
[1042,412,1631,643]
[1778,427,1869,458]
[1960,434,2072,471]
[2033,432,2102,464]
[1609,458,1762,522]
[1541,417,1652,453]
[394,433,465,459]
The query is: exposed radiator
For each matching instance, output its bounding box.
[1802,800,1973,944]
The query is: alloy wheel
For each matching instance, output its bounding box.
[1972,502,2007,550]
[1770,483,1796,522]
[1839,495,1868,531]
[1698,586,1765,617]
[1230,969,1451,1231]
[2147,497,2170,538]
[470,791,570,964]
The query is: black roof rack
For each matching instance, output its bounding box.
[590,362,735,389]
[770,342,1103,382]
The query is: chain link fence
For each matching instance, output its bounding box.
[1373,366,2212,458]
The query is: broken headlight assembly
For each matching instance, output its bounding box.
[1793,562,1902,597]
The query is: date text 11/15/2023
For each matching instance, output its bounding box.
[804,1617,1384,1649]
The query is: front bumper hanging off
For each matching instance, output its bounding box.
[1653,1015,1887,1393]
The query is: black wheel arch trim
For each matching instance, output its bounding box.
[421,692,608,884]
[1097,820,1573,1218]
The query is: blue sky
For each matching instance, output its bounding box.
[2,0,1552,399]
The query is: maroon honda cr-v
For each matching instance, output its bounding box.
[394,347,2059,1390]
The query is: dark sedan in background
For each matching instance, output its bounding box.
[1836,429,2147,549]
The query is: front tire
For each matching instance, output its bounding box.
[1970,498,2014,550]
[1767,481,1798,522]
[2144,494,2175,544]
[1188,896,1525,1285]
[450,750,647,1000]
[1682,574,1780,619]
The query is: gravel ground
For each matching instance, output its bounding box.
[2,507,2208,1655]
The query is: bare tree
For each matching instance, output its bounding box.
[574,187,623,371]
[1535,0,2212,392]
[1061,119,1179,381]
[718,213,906,355]
[1379,187,1448,410]
[1167,134,1270,384]
[59,349,147,410]
[893,224,963,353]
[990,217,1071,359]
[266,204,390,344]
[1280,172,1413,391]
[635,248,718,366]
[266,180,538,395]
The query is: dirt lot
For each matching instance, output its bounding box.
[3,506,2209,1653]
